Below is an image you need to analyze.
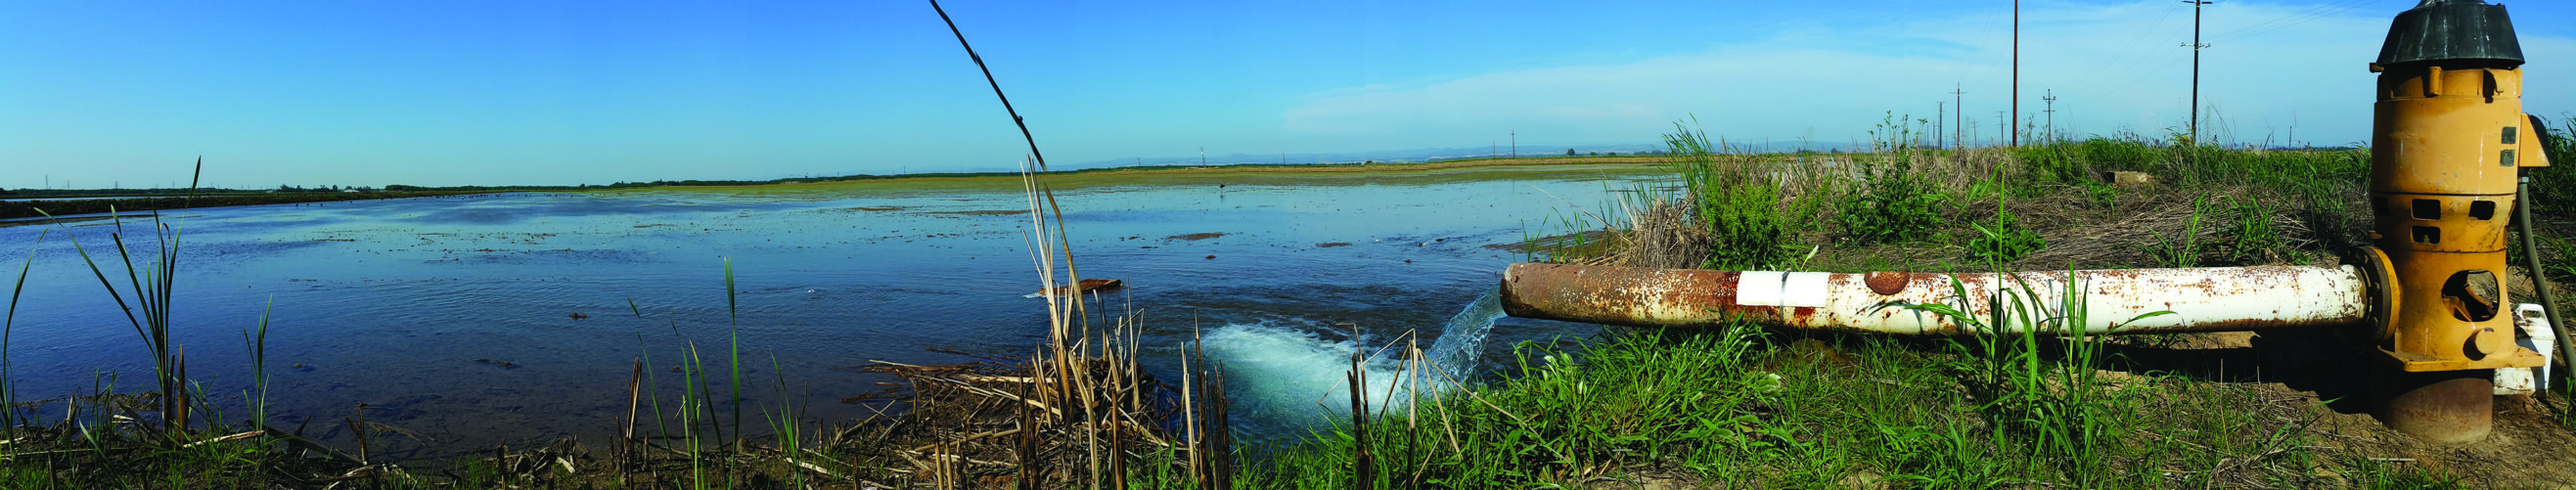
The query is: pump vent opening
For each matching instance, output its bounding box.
[2469,200,2497,220]
[2413,199,2441,220]
[2442,269,2501,322]
[2505,126,2519,145]
[2413,226,2442,245]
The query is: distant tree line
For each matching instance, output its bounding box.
[8,154,1695,200]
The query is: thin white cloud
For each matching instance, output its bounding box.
[1284,1,2574,149]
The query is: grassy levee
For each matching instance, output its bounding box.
[0,192,485,221]
[1194,120,2576,488]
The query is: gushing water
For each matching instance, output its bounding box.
[1194,288,1508,440]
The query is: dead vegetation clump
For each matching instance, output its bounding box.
[1621,200,1711,270]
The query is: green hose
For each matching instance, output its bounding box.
[2516,174,2575,375]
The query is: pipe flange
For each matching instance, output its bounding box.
[2354,245,2403,347]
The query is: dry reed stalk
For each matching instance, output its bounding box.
[1624,199,1712,269]
[171,345,186,435]
[348,403,369,467]
[621,356,642,477]
[1180,334,1200,486]
[1349,323,1375,490]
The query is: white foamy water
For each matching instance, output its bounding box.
[1194,288,1507,434]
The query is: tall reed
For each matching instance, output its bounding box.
[47,157,203,433]
[2,229,47,440]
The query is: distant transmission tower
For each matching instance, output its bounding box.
[2042,90,2057,143]
[1952,85,1966,149]
[1996,111,2008,148]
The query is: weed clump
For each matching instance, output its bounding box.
[1837,156,1947,246]
[2529,115,2576,222]
[1966,208,2044,264]
[1665,122,1793,270]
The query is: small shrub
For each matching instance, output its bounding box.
[2074,136,2166,175]
[2080,179,2120,210]
[2531,115,2576,222]
[2013,144,2085,185]
[1837,158,1946,245]
[1701,183,1787,270]
[1666,120,1793,270]
[1966,209,2045,264]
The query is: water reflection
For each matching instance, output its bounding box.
[0,166,1652,458]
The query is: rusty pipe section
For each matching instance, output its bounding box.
[1500,263,2369,335]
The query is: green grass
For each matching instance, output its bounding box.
[1666,120,1795,270]
[1466,115,2553,488]
[1966,207,2043,265]
[1833,152,1948,246]
[1159,268,2479,488]
[1196,320,2348,488]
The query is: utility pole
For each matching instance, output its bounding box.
[2042,90,2057,143]
[1511,130,1517,158]
[2011,0,2020,147]
[1997,111,2008,148]
[2183,0,2213,145]
[1199,147,1206,166]
[1952,85,1966,150]
[1937,102,1947,150]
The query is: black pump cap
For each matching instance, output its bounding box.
[2376,0,2522,67]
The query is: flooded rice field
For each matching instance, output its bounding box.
[0,164,1659,458]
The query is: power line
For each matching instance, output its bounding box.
[2065,4,2182,93]
[2211,0,2373,44]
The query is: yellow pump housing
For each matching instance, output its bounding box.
[2364,58,2553,372]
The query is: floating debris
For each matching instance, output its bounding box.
[1032,278,1123,297]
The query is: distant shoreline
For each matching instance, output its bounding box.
[677,156,1674,192]
[0,192,488,222]
[1062,156,1670,175]
[0,156,1674,220]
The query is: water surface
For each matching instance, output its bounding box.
[0,164,1658,458]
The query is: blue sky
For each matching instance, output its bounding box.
[4,1,2571,189]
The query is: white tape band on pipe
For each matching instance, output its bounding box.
[1735,272,1831,308]
[1738,271,1785,306]
[1781,273,1831,308]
